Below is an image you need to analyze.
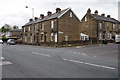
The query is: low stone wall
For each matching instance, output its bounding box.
[22,39,111,47]
[36,40,91,47]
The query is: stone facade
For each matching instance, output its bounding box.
[22,8,120,46]
[5,29,22,39]
[22,8,80,45]
[80,8,120,44]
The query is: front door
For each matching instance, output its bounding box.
[55,33,57,42]
[44,33,47,42]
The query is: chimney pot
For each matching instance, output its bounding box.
[56,8,61,13]
[87,8,91,12]
[101,14,105,17]
[94,10,98,15]
[40,14,44,19]
[34,17,38,21]
[47,11,52,16]
[107,15,110,18]
[29,19,33,22]
[87,8,91,14]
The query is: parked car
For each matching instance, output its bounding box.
[7,39,15,45]
[115,34,120,44]
[0,39,3,44]
[14,39,22,44]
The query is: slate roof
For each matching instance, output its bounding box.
[22,20,35,27]
[23,8,70,27]
[35,8,70,23]
[91,14,120,23]
[9,29,22,32]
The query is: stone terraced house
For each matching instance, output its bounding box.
[80,8,120,44]
[22,7,80,46]
[22,7,120,46]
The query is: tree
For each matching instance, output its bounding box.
[0,26,9,33]
[4,24,12,30]
[0,25,10,38]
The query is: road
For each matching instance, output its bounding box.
[1,43,118,78]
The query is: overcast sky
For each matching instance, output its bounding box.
[0,0,119,29]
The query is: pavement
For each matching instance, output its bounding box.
[1,43,119,78]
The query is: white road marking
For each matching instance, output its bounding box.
[82,53,87,56]
[76,46,82,48]
[0,61,13,66]
[73,51,87,56]
[32,52,50,57]
[63,58,115,70]
[32,52,39,54]
[63,58,68,61]
[1,57,4,60]
[40,54,50,57]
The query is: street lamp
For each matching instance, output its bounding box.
[25,6,34,19]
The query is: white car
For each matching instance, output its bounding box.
[0,39,3,44]
[115,34,120,44]
[7,39,15,45]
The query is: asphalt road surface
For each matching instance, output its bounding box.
[1,43,118,78]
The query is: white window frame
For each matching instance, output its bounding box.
[28,26,30,31]
[110,33,112,40]
[51,21,54,28]
[70,12,72,17]
[41,23,44,30]
[99,23,102,28]
[107,23,109,26]
[55,33,57,42]
[113,24,115,29]
[65,36,68,41]
[41,32,44,41]
[105,23,109,29]
[35,25,37,31]
[24,27,26,32]
[51,33,54,41]
[86,24,88,27]
[85,17,87,21]
[107,32,110,38]
[99,32,102,40]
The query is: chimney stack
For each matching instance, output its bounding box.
[87,8,91,14]
[34,17,38,21]
[40,14,44,19]
[47,11,52,16]
[56,8,61,13]
[107,15,110,18]
[29,19,33,22]
[101,14,105,17]
[94,10,98,15]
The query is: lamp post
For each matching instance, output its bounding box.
[25,6,34,19]
[25,6,35,45]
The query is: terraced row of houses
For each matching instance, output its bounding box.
[22,7,120,46]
